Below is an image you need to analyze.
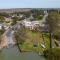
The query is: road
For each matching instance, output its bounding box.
[40,11,48,24]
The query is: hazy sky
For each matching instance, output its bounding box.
[0,0,60,8]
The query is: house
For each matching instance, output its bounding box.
[32,21,40,26]
[21,19,33,29]
[21,19,40,30]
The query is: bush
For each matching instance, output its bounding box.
[53,33,60,41]
[14,28,28,44]
[43,48,60,60]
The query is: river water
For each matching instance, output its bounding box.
[0,46,46,60]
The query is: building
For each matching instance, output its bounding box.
[21,19,40,30]
[21,19,32,29]
[21,11,48,31]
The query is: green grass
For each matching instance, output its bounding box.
[17,30,44,52]
[20,42,44,52]
[18,30,56,52]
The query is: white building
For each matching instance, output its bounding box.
[22,19,32,29]
[21,19,40,30]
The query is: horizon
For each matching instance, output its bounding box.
[0,0,60,9]
[0,8,60,10]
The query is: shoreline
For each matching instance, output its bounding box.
[0,33,16,49]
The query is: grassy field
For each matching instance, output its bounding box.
[17,29,56,52]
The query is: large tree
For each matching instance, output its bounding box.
[46,12,60,48]
[14,28,27,44]
[14,28,28,52]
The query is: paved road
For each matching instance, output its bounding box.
[40,11,48,24]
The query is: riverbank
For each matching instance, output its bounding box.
[0,35,7,49]
[0,31,16,49]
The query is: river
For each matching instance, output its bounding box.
[0,46,46,60]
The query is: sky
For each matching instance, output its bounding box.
[0,0,60,9]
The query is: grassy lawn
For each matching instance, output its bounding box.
[16,29,56,52]
[19,30,43,52]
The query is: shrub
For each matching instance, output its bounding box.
[53,33,60,41]
[43,48,60,60]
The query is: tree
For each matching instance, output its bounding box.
[44,48,60,60]
[46,12,60,48]
[0,12,9,17]
[14,28,27,44]
[31,9,44,20]
[0,16,5,23]
[11,17,18,25]
[14,28,28,52]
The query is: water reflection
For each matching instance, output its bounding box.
[0,46,45,60]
